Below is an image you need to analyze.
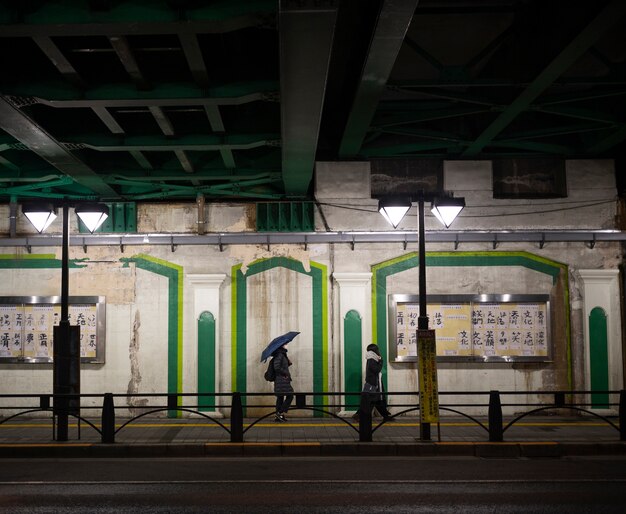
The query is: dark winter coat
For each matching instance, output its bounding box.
[364,357,383,389]
[272,347,294,395]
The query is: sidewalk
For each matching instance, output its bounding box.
[0,414,624,458]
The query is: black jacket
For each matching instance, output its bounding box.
[364,357,383,387]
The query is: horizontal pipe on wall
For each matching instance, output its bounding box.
[0,230,625,248]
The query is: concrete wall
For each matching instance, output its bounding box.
[0,159,622,417]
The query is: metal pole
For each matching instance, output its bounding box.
[56,203,70,441]
[417,192,431,441]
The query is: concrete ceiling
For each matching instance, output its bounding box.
[0,0,625,203]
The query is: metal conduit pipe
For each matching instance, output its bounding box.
[0,230,625,248]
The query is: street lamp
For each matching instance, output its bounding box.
[378,190,465,440]
[22,201,109,441]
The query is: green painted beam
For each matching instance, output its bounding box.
[339,0,420,158]
[279,0,337,196]
[586,126,626,153]
[0,1,276,35]
[60,133,279,152]
[496,123,611,142]
[462,0,626,157]
[373,126,466,143]
[488,140,574,154]
[374,106,491,127]
[534,105,619,125]
[361,141,462,157]
[0,96,118,198]
[3,81,278,104]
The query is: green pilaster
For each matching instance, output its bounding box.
[344,310,362,410]
[589,307,609,408]
[198,311,216,412]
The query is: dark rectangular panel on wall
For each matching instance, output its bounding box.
[493,158,567,198]
[370,159,443,197]
[256,202,314,232]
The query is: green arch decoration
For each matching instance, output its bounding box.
[371,251,570,385]
[344,310,362,410]
[121,254,184,418]
[1,253,184,416]
[231,257,328,412]
[198,311,216,412]
[589,306,609,408]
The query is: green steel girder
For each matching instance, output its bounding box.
[495,123,613,142]
[338,0,420,158]
[361,141,465,157]
[0,177,74,196]
[489,140,574,154]
[404,36,444,72]
[533,105,620,125]
[279,0,337,197]
[372,126,466,143]
[386,85,502,108]
[373,106,492,127]
[1,81,279,103]
[0,95,118,198]
[106,172,280,189]
[537,88,626,107]
[586,126,626,153]
[0,1,276,35]
[130,174,283,200]
[462,0,626,157]
[71,133,279,152]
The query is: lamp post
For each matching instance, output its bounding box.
[379,190,464,440]
[22,200,109,441]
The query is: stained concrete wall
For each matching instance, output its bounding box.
[0,159,622,418]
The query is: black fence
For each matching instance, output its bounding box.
[0,389,624,444]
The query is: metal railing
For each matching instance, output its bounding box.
[0,389,623,444]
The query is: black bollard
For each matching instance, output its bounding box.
[488,390,503,442]
[359,392,372,442]
[230,393,244,443]
[101,393,115,444]
[619,389,626,441]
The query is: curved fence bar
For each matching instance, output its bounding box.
[438,406,489,433]
[503,405,622,434]
[0,389,623,444]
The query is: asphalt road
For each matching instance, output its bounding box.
[1,456,625,513]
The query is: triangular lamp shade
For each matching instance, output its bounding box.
[22,203,57,233]
[76,204,110,233]
[431,197,465,228]
[378,198,412,228]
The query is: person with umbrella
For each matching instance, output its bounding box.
[261,331,299,422]
[271,343,294,422]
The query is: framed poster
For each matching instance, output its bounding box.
[388,294,551,363]
[0,296,105,363]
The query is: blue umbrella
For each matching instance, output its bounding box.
[260,331,300,362]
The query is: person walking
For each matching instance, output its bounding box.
[352,343,393,422]
[272,344,294,422]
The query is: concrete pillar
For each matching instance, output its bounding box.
[333,272,372,415]
[186,273,226,416]
[579,269,623,414]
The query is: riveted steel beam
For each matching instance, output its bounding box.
[339,0,420,158]
[0,96,117,198]
[462,0,626,156]
[279,0,338,196]
[32,36,85,88]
